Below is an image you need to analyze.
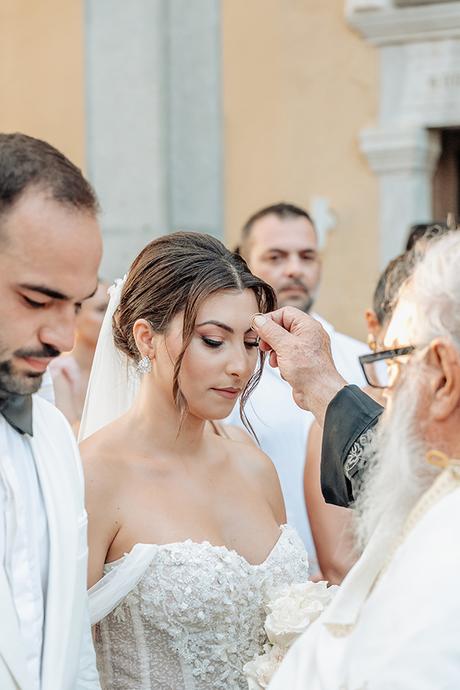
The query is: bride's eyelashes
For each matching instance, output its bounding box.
[202,336,223,348]
[201,336,259,350]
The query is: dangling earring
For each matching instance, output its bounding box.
[137,355,152,374]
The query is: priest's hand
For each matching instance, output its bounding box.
[251,307,347,425]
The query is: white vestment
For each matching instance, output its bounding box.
[269,476,460,690]
[226,315,367,574]
[0,394,100,690]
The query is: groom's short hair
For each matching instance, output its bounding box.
[0,132,99,227]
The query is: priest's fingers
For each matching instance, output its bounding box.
[251,308,346,421]
[269,349,279,368]
[252,312,294,352]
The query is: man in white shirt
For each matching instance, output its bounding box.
[0,133,102,690]
[227,203,367,573]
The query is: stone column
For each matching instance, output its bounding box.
[360,126,440,267]
[346,0,460,265]
[85,1,224,279]
[166,0,223,238]
[85,0,168,280]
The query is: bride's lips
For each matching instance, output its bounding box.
[211,387,241,400]
[20,356,54,373]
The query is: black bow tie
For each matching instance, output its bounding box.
[0,394,33,436]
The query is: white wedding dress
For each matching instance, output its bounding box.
[90,525,308,690]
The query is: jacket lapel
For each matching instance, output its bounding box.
[29,399,81,690]
[0,566,33,690]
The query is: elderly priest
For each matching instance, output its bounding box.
[252,232,460,689]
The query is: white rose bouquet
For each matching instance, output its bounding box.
[244,580,339,689]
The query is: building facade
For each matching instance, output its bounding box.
[1,0,458,338]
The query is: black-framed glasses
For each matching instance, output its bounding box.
[359,346,416,389]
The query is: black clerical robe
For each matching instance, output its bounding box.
[321,385,383,507]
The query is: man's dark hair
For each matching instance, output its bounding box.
[372,253,413,326]
[372,222,459,329]
[405,221,449,251]
[0,132,99,223]
[238,202,314,255]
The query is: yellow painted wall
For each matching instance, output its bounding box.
[0,0,379,339]
[222,0,379,340]
[0,0,85,169]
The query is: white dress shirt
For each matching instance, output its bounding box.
[38,368,55,406]
[226,315,368,576]
[0,415,49,690]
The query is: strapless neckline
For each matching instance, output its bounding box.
[104,523,289,571]
[92,523,309,689]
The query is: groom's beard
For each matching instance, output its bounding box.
[353,368,436,554]
[0,342,60,397]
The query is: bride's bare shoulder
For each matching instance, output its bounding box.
[220,423,257,446]
[79,418,130,475]
[217,429,286,523]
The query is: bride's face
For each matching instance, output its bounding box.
[155,289,260,420]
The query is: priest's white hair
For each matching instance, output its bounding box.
[354,231,460,551]
[410,230,460,350]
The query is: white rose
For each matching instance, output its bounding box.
[244,644,285,690]
[264,581,338,649]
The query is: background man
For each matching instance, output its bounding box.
[51,278,110,434]
[228,202,367,572]
[0,133,102,690]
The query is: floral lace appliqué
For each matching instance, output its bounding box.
[95,527,308,690]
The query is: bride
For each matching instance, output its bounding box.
[79,232,309,689]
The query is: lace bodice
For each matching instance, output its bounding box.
[93,525,308,689]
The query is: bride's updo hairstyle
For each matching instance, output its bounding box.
[113,231,276,432]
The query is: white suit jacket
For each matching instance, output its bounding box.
[0,395,100,690]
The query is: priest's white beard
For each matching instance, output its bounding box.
[354,367,437,554]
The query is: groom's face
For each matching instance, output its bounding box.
[0,187,102,395]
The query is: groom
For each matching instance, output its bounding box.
[0,133,102,689]
[255,232,460,687]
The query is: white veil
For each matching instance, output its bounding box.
[79,276,141,442]
[80,277,155,624]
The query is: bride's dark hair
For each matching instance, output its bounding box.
[113,231,276,433]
